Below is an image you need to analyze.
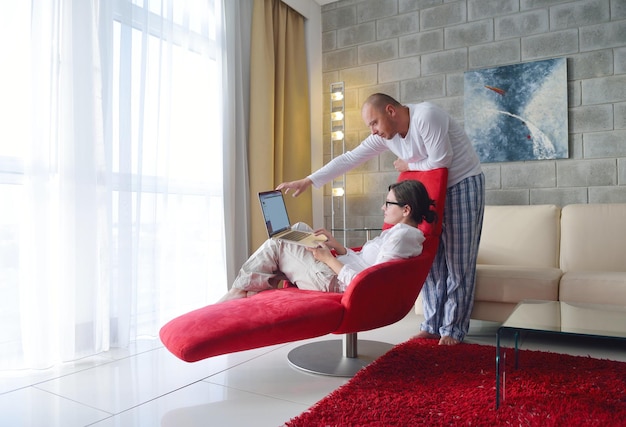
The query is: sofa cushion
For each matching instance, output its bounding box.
[477,205,561,268]
[470,301,519,323]
[475,265,561,303]
[559,271,626,305]
[560,300,626,335]
[560,203,626,273]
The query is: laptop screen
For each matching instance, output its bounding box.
[258,191,291,237]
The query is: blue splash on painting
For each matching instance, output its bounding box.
[464,58,569,163]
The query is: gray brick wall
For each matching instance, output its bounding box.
[321,0,626,246]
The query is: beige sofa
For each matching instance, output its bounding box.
[417,203,626,324]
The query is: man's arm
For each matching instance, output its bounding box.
[275,177,313,197]
[277,136,389,195]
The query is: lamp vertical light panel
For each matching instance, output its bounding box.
[330,82,347,245]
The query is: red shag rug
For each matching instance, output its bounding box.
[285,339,626,426]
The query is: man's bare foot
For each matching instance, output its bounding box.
[438,336,461,346]
[217,288,247,303]
[414,331,441,340]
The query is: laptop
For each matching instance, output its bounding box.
[258,190,327,248]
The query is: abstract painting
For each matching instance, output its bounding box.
[464,58,568,163]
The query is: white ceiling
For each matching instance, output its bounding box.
[315,0,337,5]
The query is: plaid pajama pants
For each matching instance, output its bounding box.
[420,172,485,341]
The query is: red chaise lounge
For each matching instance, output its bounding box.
[159,169,448,375]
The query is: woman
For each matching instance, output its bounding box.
[219,179,437,302]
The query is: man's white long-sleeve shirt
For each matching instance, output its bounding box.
[309,102,482,188]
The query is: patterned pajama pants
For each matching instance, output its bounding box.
[232,223,340,293]
[420,173,485,341]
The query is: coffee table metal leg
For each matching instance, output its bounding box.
[496,341,500,408]
[514,330,520,369]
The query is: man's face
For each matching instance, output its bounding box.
[362,103,397,139]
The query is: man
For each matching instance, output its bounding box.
[277,93,484,345]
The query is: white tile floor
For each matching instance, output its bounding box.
[2,311,626,427]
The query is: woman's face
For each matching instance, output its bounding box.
[382,189,407,224]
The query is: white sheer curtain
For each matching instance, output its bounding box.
[222,0,253,285]
[0,0,233,371]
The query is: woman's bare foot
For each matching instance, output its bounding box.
[414,330,441,340]
[217,288,247,303]
[438,336,461,346]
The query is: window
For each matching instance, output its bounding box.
[0,0,226,370]
[111,1,226,336]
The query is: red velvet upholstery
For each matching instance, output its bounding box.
[336,169,448,333]
[159,288,343,363]
[159,168,448,362]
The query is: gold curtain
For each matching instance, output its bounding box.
[248,0,311,251]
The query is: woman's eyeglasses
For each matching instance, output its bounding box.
[385,200,405,209]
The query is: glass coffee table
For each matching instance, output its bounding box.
[495,300,626,409]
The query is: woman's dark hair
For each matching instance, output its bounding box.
[388,179,437,225]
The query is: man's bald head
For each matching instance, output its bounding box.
[363,93,402,113]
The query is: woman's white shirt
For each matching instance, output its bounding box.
[335,223,425,291]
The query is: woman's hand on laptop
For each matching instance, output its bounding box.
[314,229,346,256]
[276,178,312,197]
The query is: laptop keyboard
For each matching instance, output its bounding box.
[280,230,310,241]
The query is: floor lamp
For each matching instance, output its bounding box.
[330,82,347,245]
